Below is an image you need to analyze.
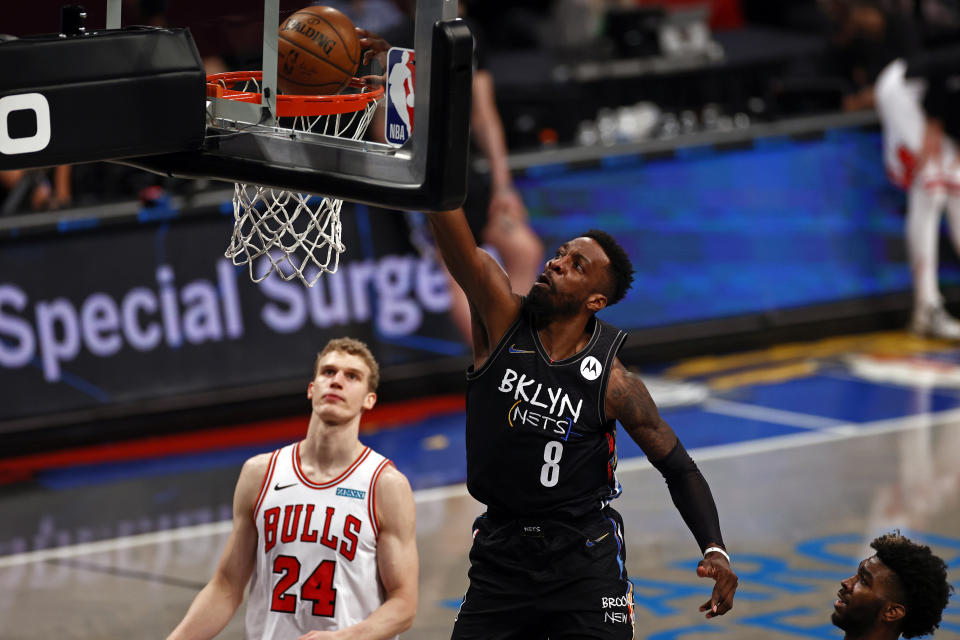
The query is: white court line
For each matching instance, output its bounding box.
[2,406,960,569]
[0,521,232,569]
[701,398,847,430]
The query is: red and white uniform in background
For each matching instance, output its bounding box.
[876,58,960,314]
[245,442,395,640]
[876,58,960,191]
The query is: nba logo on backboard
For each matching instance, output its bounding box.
[385,47,415,146]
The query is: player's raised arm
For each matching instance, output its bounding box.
[425,209,522,343]
[167,454,266,640]
[604,359,739,619]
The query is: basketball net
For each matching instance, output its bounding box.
[207,72,383,287]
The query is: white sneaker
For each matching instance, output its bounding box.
[910,305,960,339]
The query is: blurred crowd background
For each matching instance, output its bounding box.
[4,0,960,215]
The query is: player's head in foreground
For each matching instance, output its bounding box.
[831,531,953,639]
[309,337,380,426]
[525,229,634,321]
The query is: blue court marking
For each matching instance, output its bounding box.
[721,374,960,423]
[738,607,841,638]
[630,578,770,616]
[671,555,845,593]
[647,626,727,639]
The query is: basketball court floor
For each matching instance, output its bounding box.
[2,330,959,639]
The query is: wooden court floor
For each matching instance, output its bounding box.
[2,332,960,639]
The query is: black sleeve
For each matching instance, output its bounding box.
[650,439,725,553]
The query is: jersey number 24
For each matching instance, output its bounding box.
[271,555,337,616]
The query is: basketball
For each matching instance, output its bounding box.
[277,5,361,95]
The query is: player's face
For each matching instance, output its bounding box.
[308,351,377,423]
[831,555,898,635]
[528,237,610,316]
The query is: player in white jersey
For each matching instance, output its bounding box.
[875,55,960,339]
[167,338,418,640]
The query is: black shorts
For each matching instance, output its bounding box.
[451,506,635,640]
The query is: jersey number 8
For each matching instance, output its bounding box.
[540,441,564,487]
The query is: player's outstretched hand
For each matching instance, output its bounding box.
[356,27,391,66]
[696,551,738,619]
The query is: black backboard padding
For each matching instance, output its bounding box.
[0,27,206,170]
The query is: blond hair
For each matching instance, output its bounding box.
[314,337,380,392]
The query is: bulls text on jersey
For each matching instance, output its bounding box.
[263,504,362,561]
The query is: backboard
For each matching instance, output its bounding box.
[0,0,473,211]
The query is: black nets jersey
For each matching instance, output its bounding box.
[465,309,628,519]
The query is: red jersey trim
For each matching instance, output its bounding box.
[292,442,371,489]
[252,449,281,520]
[368,458,393,539]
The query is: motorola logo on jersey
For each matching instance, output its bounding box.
[580,356,602,381]
[263,504,362,561]
[498,367,584,438]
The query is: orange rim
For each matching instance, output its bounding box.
[206,71,384,118]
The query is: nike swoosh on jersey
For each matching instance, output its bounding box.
[508,344,535,354]
[274,482,297,491]
[585,532,610,547]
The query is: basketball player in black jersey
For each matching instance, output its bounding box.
[426,208,738,638]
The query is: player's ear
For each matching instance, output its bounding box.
[586,292,607,312]
[307,380,315,399]
[881,601,906,623]
[363,392,377,411]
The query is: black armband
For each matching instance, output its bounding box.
[651,440,725,553]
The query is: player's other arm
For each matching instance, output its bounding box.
[425,209,521,336]
[470,70,523,218]
[166,454,267,640]
[300,465,418,640]
[605,359,738,618]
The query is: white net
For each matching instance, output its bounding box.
[210,74,382,287]
[226,187,345,286]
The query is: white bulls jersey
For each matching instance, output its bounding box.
[245,442,395,640]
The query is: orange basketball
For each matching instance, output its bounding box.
[277,5,361,95]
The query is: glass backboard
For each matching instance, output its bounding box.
[0,0,472,211]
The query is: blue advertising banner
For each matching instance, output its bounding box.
[516,128,954,331]
[0,203,465,423]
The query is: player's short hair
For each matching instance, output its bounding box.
[315,337,380,392]
[870,532,953,638]
[581,229,634,306]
